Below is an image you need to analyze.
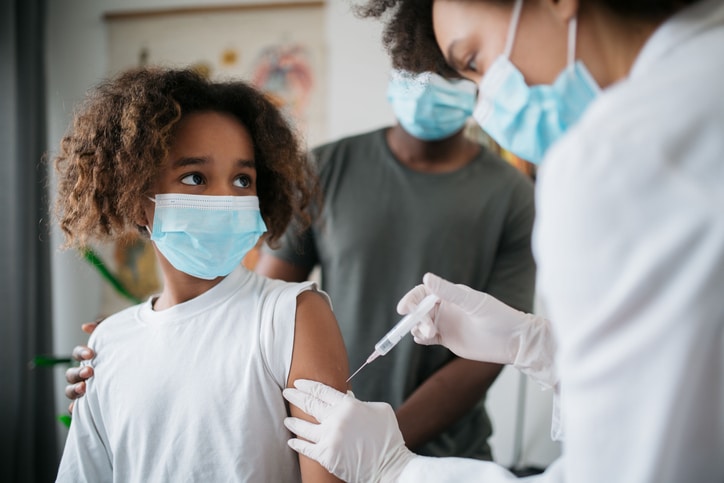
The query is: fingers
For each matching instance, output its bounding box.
[286,438,318,461]
[294,379,348,405]
[422,272,458,298]
[396,284,428,315]
[411,317,438,345]
[65,381,86,401]
[283,387,332,420]
[283,379,347,421]
[71,345,94,362]
[284,417,324,444]
[65,364,94,384]
[66,340,97,409]
[65,364,93,403]
[81,317,106,335]
[423,272,489,313]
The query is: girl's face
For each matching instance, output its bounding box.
[432,0,569,85]
[142,110,257,225]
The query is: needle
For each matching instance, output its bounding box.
[345,294,439,383]
[346,361,369,383]
[346,351,381,383]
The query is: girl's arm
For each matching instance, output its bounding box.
[288,290,349,483]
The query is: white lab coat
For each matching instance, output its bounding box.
[400,0,724,481]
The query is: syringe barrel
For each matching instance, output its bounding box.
[375,338,396,355]
[373,294,439,356]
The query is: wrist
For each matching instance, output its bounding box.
[513,314,558,388]
[378,445,416,483]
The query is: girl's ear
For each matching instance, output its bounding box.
[135,225,150,239]
[135,199,153,229]
[134,211,148,228]
[135,213,149,228]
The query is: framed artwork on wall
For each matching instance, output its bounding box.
[105,1,326,148]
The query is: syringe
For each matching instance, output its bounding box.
[346,294,440,382]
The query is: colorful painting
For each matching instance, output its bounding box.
[251,43,315,136]
[105,2,326,147]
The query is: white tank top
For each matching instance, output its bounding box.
[56,266,326,482]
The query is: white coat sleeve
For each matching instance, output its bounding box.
[399,456,564,482]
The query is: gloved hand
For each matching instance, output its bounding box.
[398,272,557,388]
[283,379,416,483]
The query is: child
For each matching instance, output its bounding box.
[54,67,348,482]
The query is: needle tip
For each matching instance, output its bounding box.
[346,361,368,382]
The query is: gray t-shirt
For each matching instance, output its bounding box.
[264,127,536,459]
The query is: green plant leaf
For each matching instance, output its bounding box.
[58,414,72,428]
[29,355,72,368]
[81,247,142,304]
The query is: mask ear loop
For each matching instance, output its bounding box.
[474,0,523,123]
[567,15,578,70]
[503,0,524,59]
[145,196,157,236]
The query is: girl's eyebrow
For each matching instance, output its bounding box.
[172,156,206,168]
[236,159,256,169]
[171,157,256,168]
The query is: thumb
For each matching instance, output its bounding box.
[411,317,439,345]
[423,272,490,314]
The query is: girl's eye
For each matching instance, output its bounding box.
[180,173,204,186]
[234,175,252,188]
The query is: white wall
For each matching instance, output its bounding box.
[46,0,559,470]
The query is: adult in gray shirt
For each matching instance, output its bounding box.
[256,71,536,459]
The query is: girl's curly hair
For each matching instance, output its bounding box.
[55,67,318,249]
[355,0,701,77]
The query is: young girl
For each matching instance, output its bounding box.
[54,67,348,482]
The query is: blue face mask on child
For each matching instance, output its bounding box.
[387,70,477,141]
[148,194,267,280]
[473,0,600,164]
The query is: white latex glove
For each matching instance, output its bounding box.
[283,379,416,483]
[398,272,557,389]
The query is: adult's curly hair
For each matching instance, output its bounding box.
[54,67,318,249]
[355,0,452,77]
[355,0,701,77]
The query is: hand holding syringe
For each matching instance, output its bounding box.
[346,294,439,382]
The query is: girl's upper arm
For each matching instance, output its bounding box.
[288,289,349,483]
[288,290,349,391]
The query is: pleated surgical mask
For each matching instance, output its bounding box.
[148,193,267,280]
[473,0,600,164]
[388,70,476,141]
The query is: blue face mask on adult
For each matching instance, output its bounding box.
[473,0,601,165]
[148,194,267,280]
[387,70,477,141]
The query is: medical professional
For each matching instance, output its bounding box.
[281,0,724,481]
